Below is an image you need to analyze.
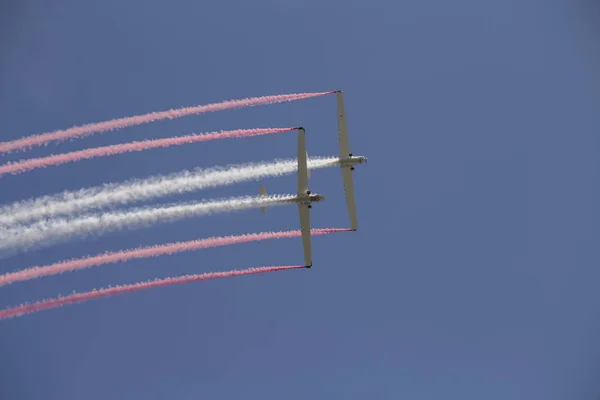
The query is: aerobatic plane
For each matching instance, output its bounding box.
[335,90,367,231]
[259,127,323,268]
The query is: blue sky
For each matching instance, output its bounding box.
[1,0,600,398]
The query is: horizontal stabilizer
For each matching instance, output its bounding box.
[259,185,268,213]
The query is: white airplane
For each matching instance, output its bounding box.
[259,127,324,268]
[335,90,367,231]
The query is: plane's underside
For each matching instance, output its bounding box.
[258,90,366,269]
[336,90,366,232]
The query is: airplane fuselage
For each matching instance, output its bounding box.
[339,155,367,169]
[279,193,324,206]
[298,193,325,205]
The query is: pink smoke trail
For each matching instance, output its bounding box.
[0,127,296,176]
[0,228,349,286]
[0,91,336,154]
[0,265,304,320]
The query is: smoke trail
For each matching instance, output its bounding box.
[0,127,296,177]
[0,91,335,153]
[0,194,297,254]
[0,157,339,228]
[0,228,350,286]
[0,265,304,320]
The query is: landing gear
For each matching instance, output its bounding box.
[308,205,312,209]
[351,167,355,171]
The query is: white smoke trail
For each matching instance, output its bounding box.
[0,157,339,228]
[0,194,296,254]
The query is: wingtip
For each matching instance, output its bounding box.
[297,126,305,131]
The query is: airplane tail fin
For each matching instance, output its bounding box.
[259,185,268,213]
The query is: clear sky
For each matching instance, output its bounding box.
[1,0,600,399]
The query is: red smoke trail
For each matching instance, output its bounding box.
[0,265,304,320]
[0,228,349,286]
[0,91,336,154]
[0,127,296,176]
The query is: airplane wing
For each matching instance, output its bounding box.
[297,128,309,195]
[298,203,312,267]
[336,91,351,158]
[341,166,358,230]
[306,150,311,179]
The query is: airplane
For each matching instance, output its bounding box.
[335,90,367,231]
[259,127,324,268]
